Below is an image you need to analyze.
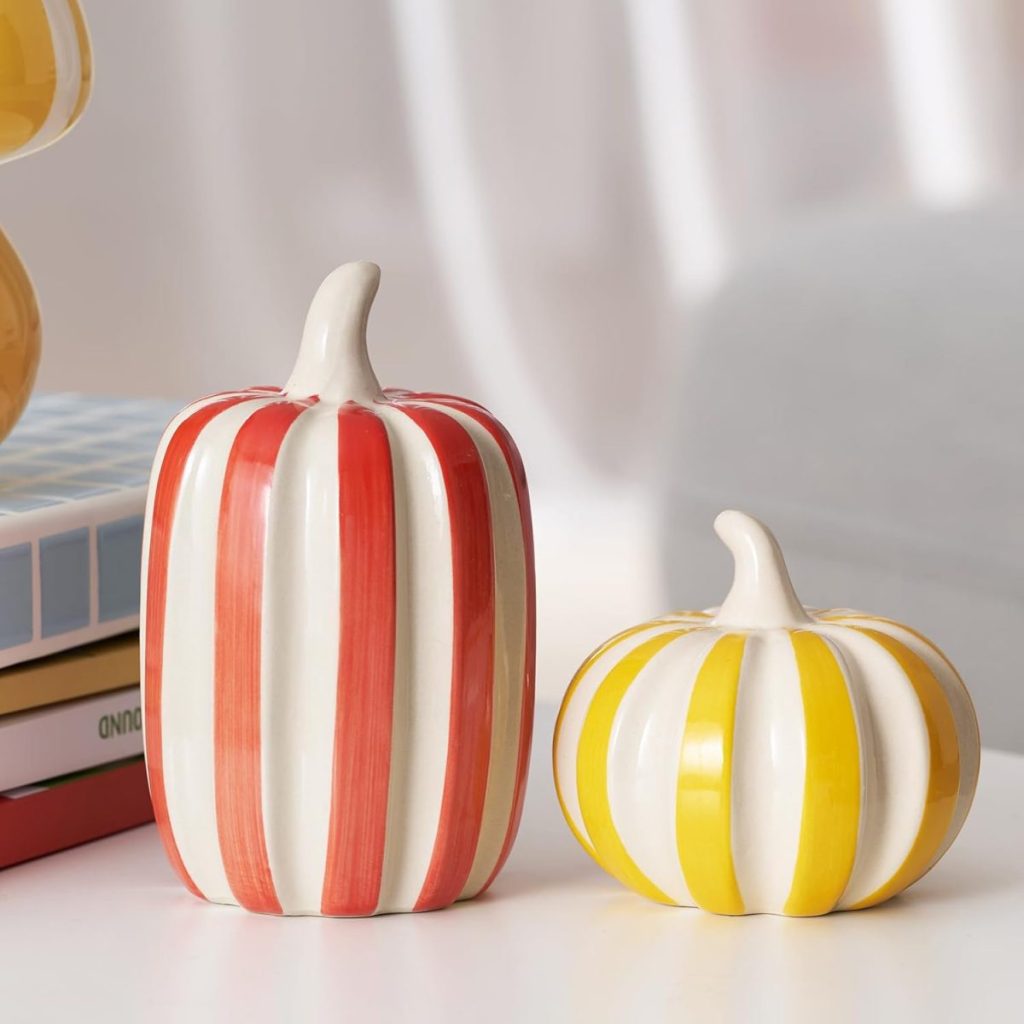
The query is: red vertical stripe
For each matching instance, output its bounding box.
[412,393,535,893]
[214,400,308,914]
[398,404,496,912]
[145,395,256,898]
[320,405,397,915]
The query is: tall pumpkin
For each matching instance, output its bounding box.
[142,262,535,916]
[554,510,979,916]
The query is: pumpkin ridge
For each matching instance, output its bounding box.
[675,632,746,915]
[783,630,861,916]
[844,628,960,909]
[553,619,696,862]
[577,630,690,903]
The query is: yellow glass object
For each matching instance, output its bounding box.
[0,228,40,441]
[0,0,91,163]
[0,1,91,440]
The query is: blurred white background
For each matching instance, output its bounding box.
[3,1,1022,747]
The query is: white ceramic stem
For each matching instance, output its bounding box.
[285,261,383,404]
[711,510,812,629]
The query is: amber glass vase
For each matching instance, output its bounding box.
[0,0,91,442]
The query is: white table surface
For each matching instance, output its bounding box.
[2,703,1020,1023]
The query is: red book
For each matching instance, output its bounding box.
[0,757,154,869]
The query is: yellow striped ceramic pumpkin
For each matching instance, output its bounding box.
[553,510,980,916]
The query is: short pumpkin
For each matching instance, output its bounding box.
[553,510,979,916]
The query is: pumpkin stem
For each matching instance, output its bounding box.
[711,510,812,630]
[285,261,383,403]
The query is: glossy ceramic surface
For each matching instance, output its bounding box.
[0,0,91,163]
[553,510,980,916]
[142,262,535,916]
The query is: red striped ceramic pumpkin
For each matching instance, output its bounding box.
[142,262,535,916]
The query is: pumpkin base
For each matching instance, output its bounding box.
[191,890,481,918]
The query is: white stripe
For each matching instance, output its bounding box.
[608,630,715,906]
[142,397,237,679]
[553,621,687,848]
[140,393,249,650]
[260,405,340,914]
[829,615,979,872]
[373,404,454,912]
[428,405,528,899]
[158,397,275,901]
[815,624,930,908]
[730,632,805,913]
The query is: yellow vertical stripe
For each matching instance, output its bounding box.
[576,629,689,903]
[784,631,861,916]
[553,619,681,861]
[847,628,960,909]
[676,633,745,915]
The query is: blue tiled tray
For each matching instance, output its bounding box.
[0,393,178,671]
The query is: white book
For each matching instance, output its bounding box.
[0,686,143,792]
[0,392,179,673]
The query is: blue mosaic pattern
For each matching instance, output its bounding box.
[0,393,178,514]
[0,393,180,665]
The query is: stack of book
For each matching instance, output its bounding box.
[0,392,180,868]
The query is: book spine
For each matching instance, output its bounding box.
[0,758,153,869]
[0,634,140,717]
[0,686,143,792]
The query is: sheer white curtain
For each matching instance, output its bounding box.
[4,1,1020,723]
